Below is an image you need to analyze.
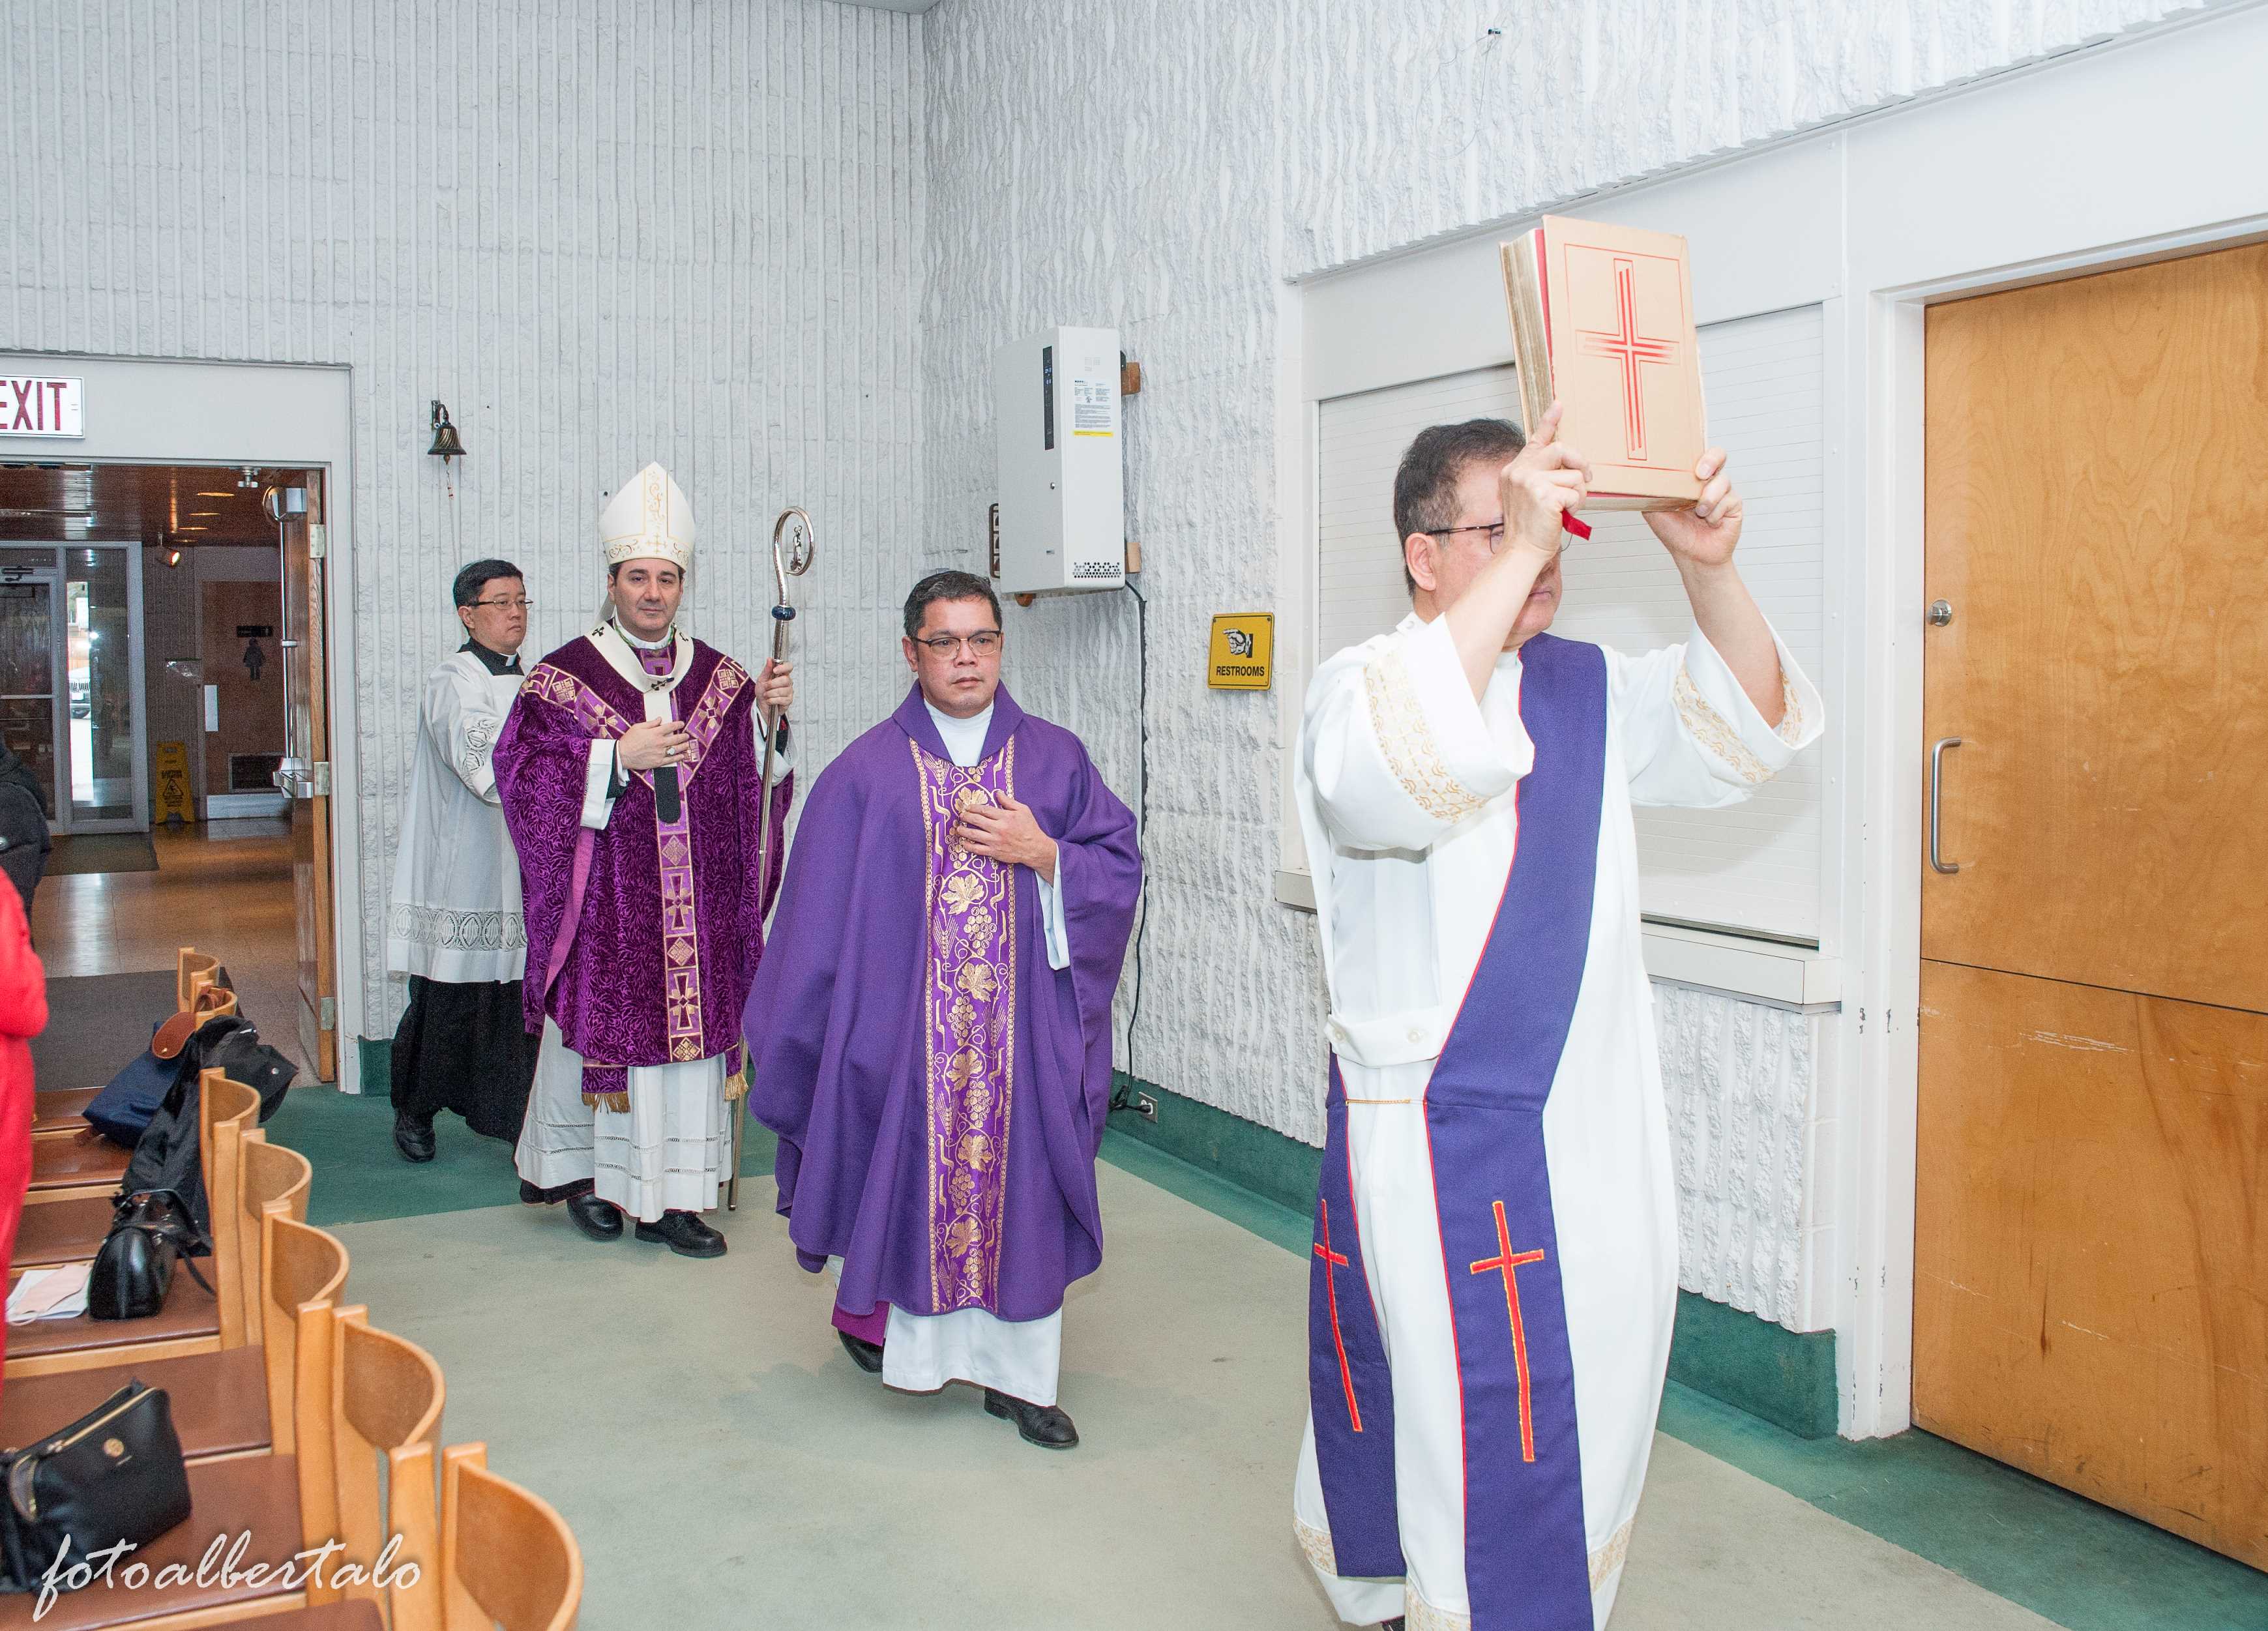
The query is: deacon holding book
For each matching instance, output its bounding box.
[385,559,540,1164]
[1291,404,1821,1630]
[497,463,794,1259]
[746,570,1140,1449]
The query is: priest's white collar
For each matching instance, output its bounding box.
[924,698,994,768]
[587,618,694,695]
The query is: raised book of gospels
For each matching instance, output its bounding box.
[1501,215,1705,510]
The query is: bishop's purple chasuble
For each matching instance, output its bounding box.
[493,630,790,1101]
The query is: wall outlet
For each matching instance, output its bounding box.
[1133,1093,1158,1122]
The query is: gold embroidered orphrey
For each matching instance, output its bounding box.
[914,735,1020,1313]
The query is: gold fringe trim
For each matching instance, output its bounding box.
[1404,1589,1467,1631]
[582,1092,632,1113]
[1673,664,1774,786]
[1362,647,1487,825]
[1590,1515,1634,1589]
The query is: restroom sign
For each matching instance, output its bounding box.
[1207,613,1274,691]
[0,377,84,437]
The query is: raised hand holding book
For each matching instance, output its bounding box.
[1501,215,1706,512]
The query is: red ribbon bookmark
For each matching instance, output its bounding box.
[1561,512,1592,541]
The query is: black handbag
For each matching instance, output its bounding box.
[0,1383,193,1594]
[87,1193,211,1323]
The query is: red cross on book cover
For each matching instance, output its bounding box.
[1501,215,1706,510]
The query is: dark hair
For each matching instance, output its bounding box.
[1391,419,1527,595]
[903,570,1003,639]
[453,559,525,608]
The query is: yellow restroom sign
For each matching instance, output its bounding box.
[1207,613,1274,691]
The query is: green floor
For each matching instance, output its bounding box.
[274,1085,2268,1631]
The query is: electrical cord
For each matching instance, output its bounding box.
[1109,574,1150,1113]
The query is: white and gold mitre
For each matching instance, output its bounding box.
[598,462,696,572]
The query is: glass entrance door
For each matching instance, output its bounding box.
[64,548,136,825]
[0,544,145,833]
[0,571,59,818]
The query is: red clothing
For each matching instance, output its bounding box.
[0,883,47,1390]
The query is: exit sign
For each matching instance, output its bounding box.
[0,376,83,437]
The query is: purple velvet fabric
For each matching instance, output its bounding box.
[746,684,1141,1322]
[494,631,793,1071]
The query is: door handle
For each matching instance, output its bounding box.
[1930,737,1964,874]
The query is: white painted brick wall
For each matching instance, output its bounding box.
[920,0,2214,1325]
[0,0,930,1042]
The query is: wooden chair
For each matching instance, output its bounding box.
[25,997,242,1207]
[15,1068,261,1269]
[0,1168,334,1466]
[5,1076,261,1379]
[30,1087,100,1141]
[0,1240,345,1630]
[207,1446,582,1631]
[177,946,222,1010]
[329,1310,447,1621]
[26,949,218,1144]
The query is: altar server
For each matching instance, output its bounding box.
[387,559,540,1163]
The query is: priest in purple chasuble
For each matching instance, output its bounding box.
[495,462,795,1261]
[746,570,1140,1450]
[1293,409,1823,1631]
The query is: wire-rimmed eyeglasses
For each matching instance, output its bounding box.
[913,630,1003,656]
[1424,517,1575,555]
[469,596,535,610]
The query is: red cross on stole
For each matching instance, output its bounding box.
[1576,255,1683,463]
[1469,1198,1549,1463]
[1313,1198,1364,1433]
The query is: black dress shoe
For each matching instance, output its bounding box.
[634,1210,727,1258]
[392,1112,436,1164]
[838,1330,884,1374]
[982,1389,1079,1449]
[565,1192,624,1242]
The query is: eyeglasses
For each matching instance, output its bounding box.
[1425,520,1506,550]
[469,596,535,610]
[1424,518,1576,556]
[914,630,1003,656]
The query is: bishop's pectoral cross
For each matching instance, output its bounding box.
[1469,1199,1548,1463]
[1576,255,1681,463]
[1314,1198,1364,1433]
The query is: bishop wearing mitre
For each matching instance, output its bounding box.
[496,463,794,1259]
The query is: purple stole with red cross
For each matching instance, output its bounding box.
[1309,632,1605,1628]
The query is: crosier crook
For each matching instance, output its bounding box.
[728,506,816,1212]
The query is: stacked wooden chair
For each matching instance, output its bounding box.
[1,948,583,1631]
[25,948,234,1210]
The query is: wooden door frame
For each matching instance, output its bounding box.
[1858,213,2268,1438]
[0,355,366,1093]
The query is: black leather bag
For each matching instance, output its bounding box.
[87,1193,210,1323]
[0,1383,192,1594]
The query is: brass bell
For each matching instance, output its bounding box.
[427,400,465,462]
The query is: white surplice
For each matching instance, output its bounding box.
[1290,611,1822,1631]
[512,621,789,1224]
[834,698,1074,1403]
[387,649,527,984]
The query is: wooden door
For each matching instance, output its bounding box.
[1917,242,2268,1567]
[274,473,336,1082]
